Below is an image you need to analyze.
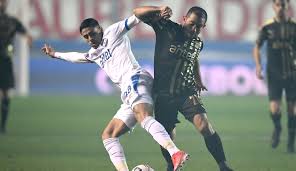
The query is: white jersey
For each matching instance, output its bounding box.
[53,15,154,126]
[54,15,143,88]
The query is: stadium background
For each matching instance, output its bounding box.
[1,0,296,171]
[9,0,296,96]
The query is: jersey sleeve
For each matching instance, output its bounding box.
[14,18,27,34]
[108,14,141,37]
[256,26,268,47]
[54,52,91,63]
[145,18,174,35]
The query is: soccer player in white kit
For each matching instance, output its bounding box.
[41,11,189,171]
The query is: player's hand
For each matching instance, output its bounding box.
[41,44,55,57]
[196,84,207,96]
[200,85,208,92]
[255,65,264,80]
[159,6,172,20]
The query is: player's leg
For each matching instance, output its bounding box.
[154,94,179,171]
[180,94,233,171]
[0,88,9,133]
[133,103,182,154]
[0,59,14,134]
[101,104,136,171]
[285,79,296,153]
[125,71,189,170]
[287,101,296,153]
[159,128,176,171]
[267,78,283,148]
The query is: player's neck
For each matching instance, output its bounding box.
[275,15,288,23]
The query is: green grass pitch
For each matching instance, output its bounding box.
[0,95,295,171]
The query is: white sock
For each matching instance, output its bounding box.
[141,116,180,156]
[103,138,129,171]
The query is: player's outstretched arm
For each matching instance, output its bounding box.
[41,44,91,63]
[133,6,172,22]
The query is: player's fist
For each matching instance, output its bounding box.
[41,44,55,57]
[255,65,264,80]
[159,6,172,20]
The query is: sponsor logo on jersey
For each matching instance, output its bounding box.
[99,49,112,68]
[169,45,195,59]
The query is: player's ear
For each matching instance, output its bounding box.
[183,16,187,22]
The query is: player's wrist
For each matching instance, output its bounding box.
[51,52,58,58]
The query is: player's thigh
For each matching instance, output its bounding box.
[0,58,14,90]
[179,95,214,134]
[154,95,179,132]
[121,70,153,108]
[267,77,283,102]
[102,118,130,139]
[133,103,153,122]
[285,78,296,102]
[285,78,296,114]
[267,77,283,112]
[113,103,137,129]
[179,94,207,122]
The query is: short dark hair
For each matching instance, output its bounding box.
[79,18,99,33]
[186,6,208,23]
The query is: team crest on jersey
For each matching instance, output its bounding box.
[267,30,274,39]
[101,38,108,47]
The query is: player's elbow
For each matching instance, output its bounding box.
[133,8,142,19]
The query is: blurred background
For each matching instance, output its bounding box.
[1,0,296,171]
[9,0,296,96]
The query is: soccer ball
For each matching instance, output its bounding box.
[131,164,155,171]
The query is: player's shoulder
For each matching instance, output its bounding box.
[289,17,296,24]
[2,13,17,22]
[260,18,276,28]
[156,19,179,28]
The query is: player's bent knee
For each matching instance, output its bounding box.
[200,124,215,137]
[192,116,215,137]
[133,104,153,122]
[101,130,121,140]
[270,101,281,113]
[101,124,130,140]
[287,102,296,115]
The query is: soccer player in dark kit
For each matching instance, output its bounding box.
[0,0,32,133]
[134,5,234,171]
[253,0,296,153]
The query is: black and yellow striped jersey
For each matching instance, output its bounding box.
[145,19,203,96]
[0,13,26,59]
[256,18,296,79]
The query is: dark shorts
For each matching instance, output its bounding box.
[0,58,15,89]
[267,76,296,102]
[154,93,207,131]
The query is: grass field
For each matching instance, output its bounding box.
[0,95,295,171]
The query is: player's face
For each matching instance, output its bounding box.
[273,0,289,18]
[81,26,103,49]
[182,13,206,38]
[0,0,7,13]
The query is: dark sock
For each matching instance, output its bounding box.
[204,132,227,164]
[1,98,10,131]
[160,146,174,171]
[288,115,296,146]
[270,113,282,130]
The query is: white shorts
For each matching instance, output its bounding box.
[114,70,154,128]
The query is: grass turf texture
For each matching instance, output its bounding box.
[0,95,295,171]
